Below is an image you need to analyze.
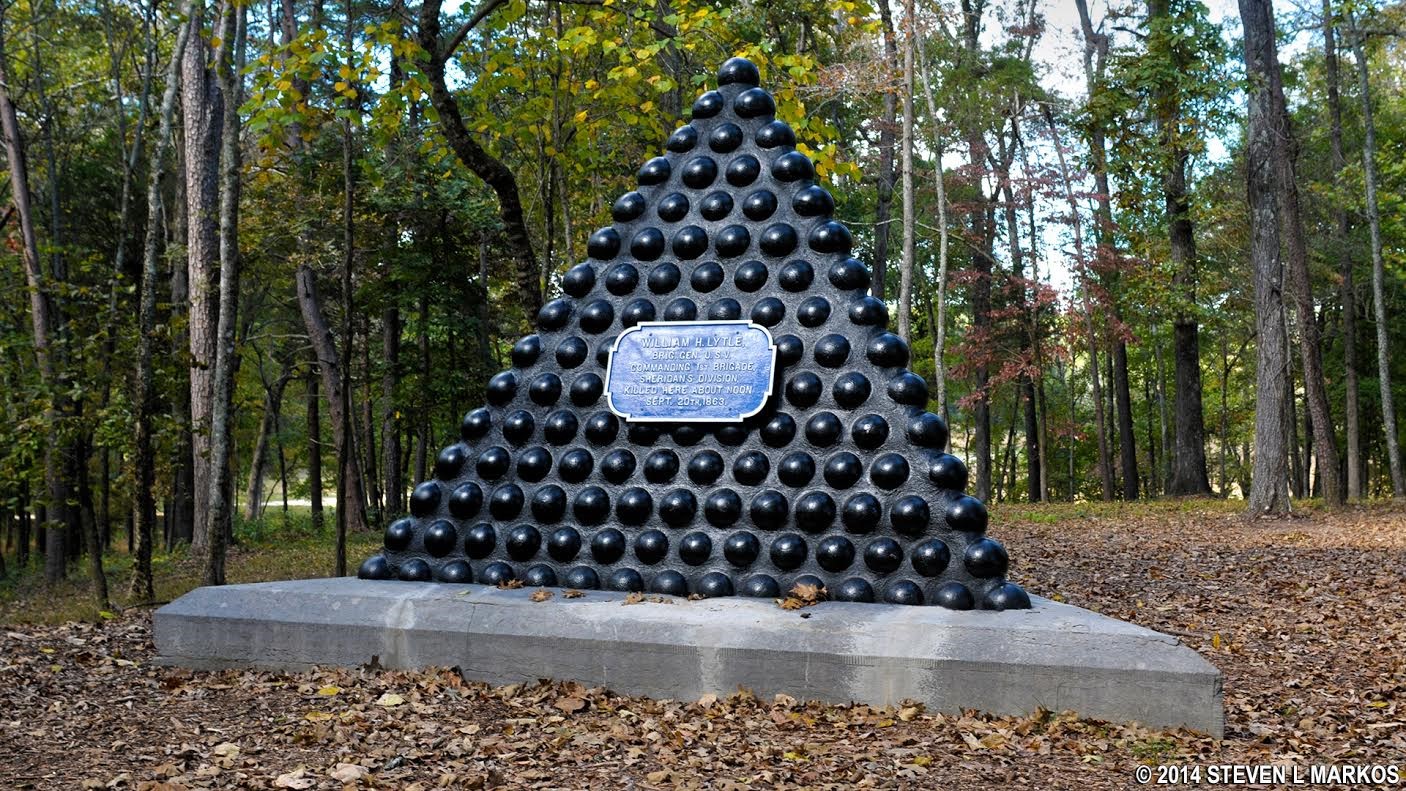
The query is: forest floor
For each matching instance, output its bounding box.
[2,499,1404,789]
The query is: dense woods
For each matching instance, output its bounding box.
[0,0,1403,603]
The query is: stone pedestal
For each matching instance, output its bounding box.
[154,578,1223,736]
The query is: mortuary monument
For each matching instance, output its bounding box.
[154,57,1223,735]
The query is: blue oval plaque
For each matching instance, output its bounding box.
[605,321,778,422]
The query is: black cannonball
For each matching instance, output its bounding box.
[841,493,882,533]
[742,189,777,221]
[715,424,749,446]
[590,527,626,563]
[761,413,797,447]
[438,559,473,583]
[700,191,733,220]
[778,260,814,292]
[723,531,761,566]
[478,561,515,586]
[822,451,864,489]
[772,151,814,182]
[587,227,620,260]
[734,454,770,487]
[908,412,949,450]
[755,120,795,148]
[751,297,786,327]
[657,192,690,222]
[735,87,775,118]
[398,558,432,582]
[805,412,843,447]
[506,525,542,561]
[735,260,768,292]
[579,300,615,334]
[516,452,560,488]
[828,258,870,290]
[537,298,574,331]
[687,450,725,484]
[476,446,511,480]
[448,482,485,518]
[672,424,706,446]
[809,220,852,253]
[659,489,697,526]
[630,228,666,261]
[985,582,1032,610]
[759,223,798,256]
[627,423,661,444]
[697,572,735,598]
[932,581,975,610]
[833,372,872,409]
[774,334,804,366]
[795,491,837,532]
[871,453,911,489]
[709,122,744,152]
[465,523,496,558]
[643,449,680,483]
[423,519,458,558]
[649,262,682,294]
[704,488,744,526]
[600,448,636,483]
[717,56,761,86]
[638,156,671,185]
[666,125,698,153]
[529,372,563,406]
[523,564,558,587]
[620,298,656,328]
[502,410,535,445]
[543,410,579,445]
[635,529,669,564]
[866,332,909,367]
[547,527,582,562]
[558,448,595,483]
[816,535,856,572]
[796,296,832,327]
[434,444,467,480]
[564,566,600,590]
[864,538,904,574]
[888,371,929,406]
[556,336,589,368]
[584,411,620,446]
[946,495,988,533]
[461,407,492,441]
[691,261,725,292]
[778,452,817,487]
[511,334,542,367]
[715,225,751,257]
[749,489,789,530]
[692,90,724,119]
[791,183,833,216]
[605,263,639,296]
[785,372,822,407]
[681,156,718,189]
[679,531,713,565]
[884,580,924,605]
[410,481,441,516]
[851,414,890,449]
[570,373,604,407]
[813,335,849,368]
[612,191,646,222]
[911,539,951,577]
[707,297,742,320]
[769,533,808,570]
[890,495,930,535]
[608,568,645,593]
[726,155,761,187]
[929,452,969,491]
[383,518,414,551]
[849,296,888,326]
[528,483,568,525]
[650,569,688,596]
[616,487,654,525]
[489,483,524,520]
[833,577,875,603]
[964,538,1009,578]
[573,486,611,525]
[742,574,781,598]
[486,371,518,406]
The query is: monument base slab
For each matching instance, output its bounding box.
[153,578,1223,736]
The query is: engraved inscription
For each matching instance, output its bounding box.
[605,321,777,422]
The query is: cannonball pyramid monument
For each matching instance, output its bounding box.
[153,58,1221,735]
[357,56,1030,611]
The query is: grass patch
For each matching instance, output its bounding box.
[0,506,381,625]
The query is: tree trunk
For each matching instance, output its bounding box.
[306,362,325,532]
[1241,0,1291,515]
[182,0,225,554]
[382,307,403,515]
[870,0,899,301]
[1348,10,1404,497]
[416,292,430,483]
[960,0,992,501]
[916,43,949,422]
[243,359,293,521]
[896,0,915,340]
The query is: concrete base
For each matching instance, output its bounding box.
[154,578,1223,736]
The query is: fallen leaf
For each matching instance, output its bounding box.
[375,693,405,707]
[530,589,553,602]
[273,769,315,789]
[554,696,587,713]
[329,763,370,783]
[563,589,585,599]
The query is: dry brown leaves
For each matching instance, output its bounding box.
[778,582,828,610]
[2,502,1404,789]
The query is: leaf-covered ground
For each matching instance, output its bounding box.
[2,501,1404,789]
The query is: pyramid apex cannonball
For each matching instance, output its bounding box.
[718,56,761,86]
